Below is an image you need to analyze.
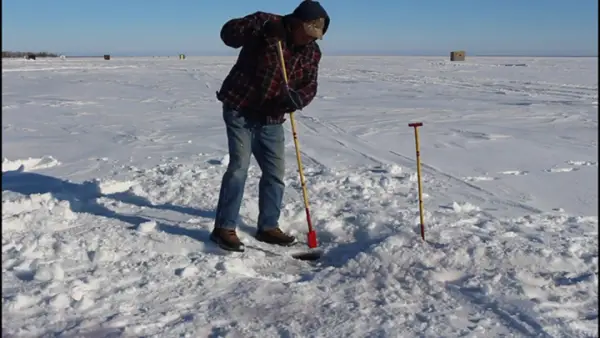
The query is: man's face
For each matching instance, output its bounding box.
[291,18,325,46]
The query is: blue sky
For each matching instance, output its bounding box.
[2,0,598,56]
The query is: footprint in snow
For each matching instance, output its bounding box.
[541,160,596,173]
[462,176,497,182]
[465,163,588,181]
[566,160,597,167]
[498,170,528,176]
[448,128,512,141]
[543,167,580,173]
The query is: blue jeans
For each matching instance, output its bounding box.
[214,106,286,231]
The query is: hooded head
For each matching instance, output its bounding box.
[285,0,330,45]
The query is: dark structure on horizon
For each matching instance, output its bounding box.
[450,50,466,61]
[2,51,58,58]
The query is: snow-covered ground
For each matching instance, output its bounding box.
[2,56,598,337]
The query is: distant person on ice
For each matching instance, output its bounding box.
[211,0,330,252]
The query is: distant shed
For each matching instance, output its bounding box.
[104,54,111,60]
[25,54,36,60]
[450,50,466,61]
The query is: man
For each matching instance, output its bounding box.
[210,1,330,252]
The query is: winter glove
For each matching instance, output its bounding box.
[263,20,287,40]
[280,88,303,112]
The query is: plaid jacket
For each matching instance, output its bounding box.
[216,12,322,125]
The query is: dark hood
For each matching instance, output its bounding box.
[289,0,330,36]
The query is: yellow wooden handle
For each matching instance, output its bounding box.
[275,41,312,221]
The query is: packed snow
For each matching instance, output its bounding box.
[2,55,598,337]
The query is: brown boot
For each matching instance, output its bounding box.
[210,228,245,252]
[255,228,296,246]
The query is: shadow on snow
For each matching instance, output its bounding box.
[1,170,214,245]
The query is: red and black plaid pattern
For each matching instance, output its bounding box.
[217,11,322,125]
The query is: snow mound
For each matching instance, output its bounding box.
[2,192,77,232]
[451,201,481,213]
[2,156,60,172]
[137,220,157,232]
[88,178,136,195]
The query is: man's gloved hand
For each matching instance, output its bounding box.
[280,88,303,112]
[263,20,287,40]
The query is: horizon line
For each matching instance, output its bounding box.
[3,49,597,58]
[8,53,597,58]
[3,48,597,58]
